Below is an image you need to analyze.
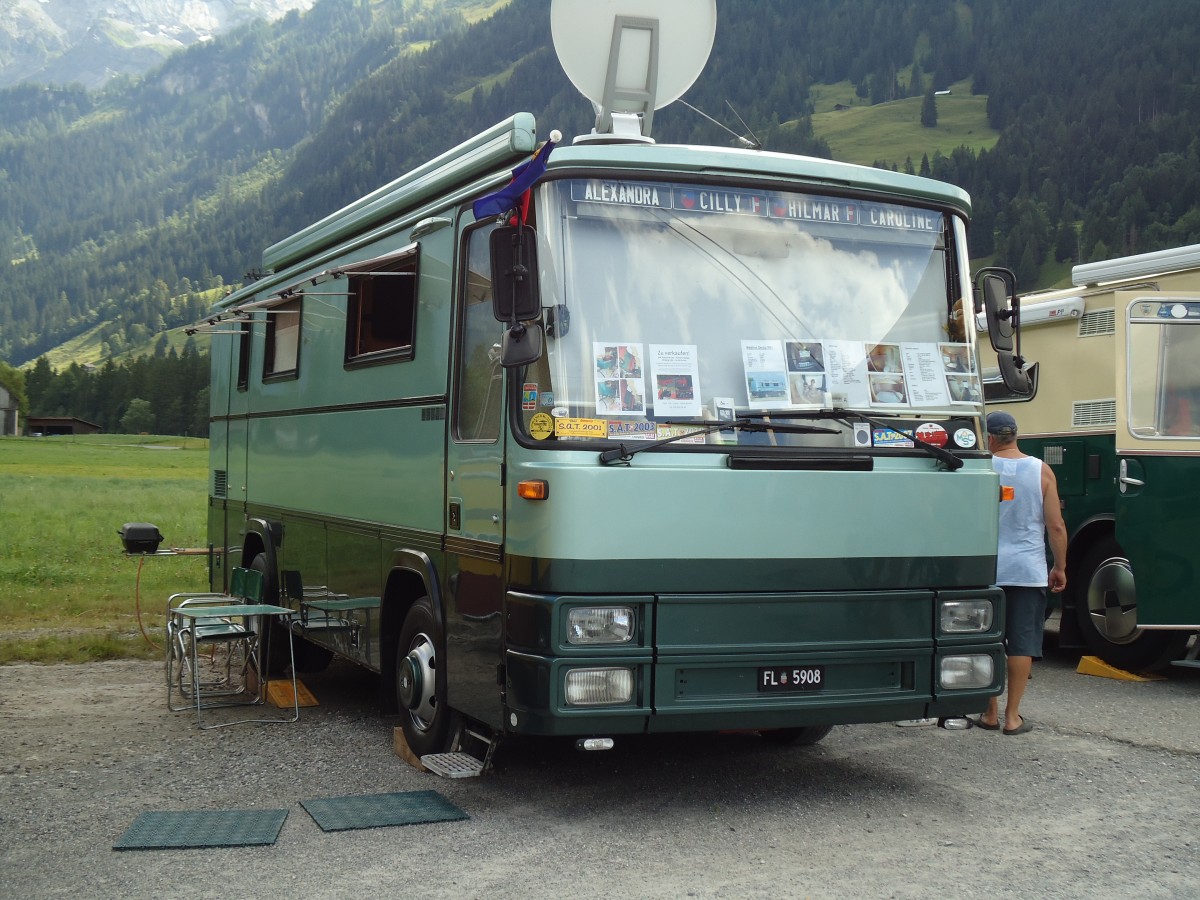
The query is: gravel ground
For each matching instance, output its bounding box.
[2,651,1199,899]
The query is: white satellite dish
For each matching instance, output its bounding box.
[551,0,717,141]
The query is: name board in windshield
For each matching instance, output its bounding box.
[571,180,940,233]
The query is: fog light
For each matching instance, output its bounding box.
[939,654,994,689]
[940,599,994,633]
[565,667,634,706]
[567,606,634,644]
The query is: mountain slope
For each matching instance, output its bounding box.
[2,0,1200,369]
[0,0,318,89]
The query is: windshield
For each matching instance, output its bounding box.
[520,176,980,450]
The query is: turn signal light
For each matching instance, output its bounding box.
[518,479,549,500]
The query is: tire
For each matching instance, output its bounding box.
[293,641,334,674]
[395,597,450,756]
[249,553,292,677]
[759,725,834,747]
[1073,535,1188,671]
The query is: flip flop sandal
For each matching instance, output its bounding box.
[1003,717,1033,736]
[973,717,1000,731]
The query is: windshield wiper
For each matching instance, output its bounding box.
[829,407,964,471]
[598,418,839,465]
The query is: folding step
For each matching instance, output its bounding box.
[420,723,498,778]
[420,752,485,778]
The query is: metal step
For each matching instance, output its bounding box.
[421,751,485,778]
[1170,659,1200,669]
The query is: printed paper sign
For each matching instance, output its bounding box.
[649,344,701,417]
[785,341,827,406]
[823,340,871,408]
[594,342,646,416]
[900,343,949,406]
[741,340,791,410]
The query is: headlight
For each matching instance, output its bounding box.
[940,599,994,633]
[939,654,994,689]
[567,606,634,645]
[565,667,634,706]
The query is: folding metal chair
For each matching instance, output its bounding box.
[165,567,299,728]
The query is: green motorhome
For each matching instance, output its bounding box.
[201,113,1007,766]
[986,245,1200,672]
[198,0,1010,770]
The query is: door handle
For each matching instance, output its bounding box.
[1118,459,1144,493]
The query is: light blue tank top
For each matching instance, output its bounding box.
[993,454,1048,587]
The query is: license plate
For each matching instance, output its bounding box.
[758,665,825,692]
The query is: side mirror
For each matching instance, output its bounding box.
[974,266,1031,396]
[500,322,543,368]
[982,272,1015,353]
[490,225,540,322]
[997,348,1032,395]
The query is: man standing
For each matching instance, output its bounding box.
[977,410,1068,735]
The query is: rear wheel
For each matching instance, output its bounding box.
[758,725,833,747]
[1074,535,1187,671]
[248,553,292,677]
[395,597,449,756]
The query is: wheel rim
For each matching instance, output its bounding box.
[398,633,438,732]
[1085,554,1140,644]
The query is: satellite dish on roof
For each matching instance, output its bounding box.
[550,0,717,142]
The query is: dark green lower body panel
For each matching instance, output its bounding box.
[502,588,1005,737]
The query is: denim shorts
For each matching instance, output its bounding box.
[1003,585,1047,657]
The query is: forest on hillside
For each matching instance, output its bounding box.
[1,0,1199,373]
[11,342,210,436]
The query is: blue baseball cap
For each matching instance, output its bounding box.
[986,411,1018,435]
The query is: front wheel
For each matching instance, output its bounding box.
[395,597,450,756]
[1074,535,1187,671]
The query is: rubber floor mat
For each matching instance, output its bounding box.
[113,809,288,850]
[299,790,467,832]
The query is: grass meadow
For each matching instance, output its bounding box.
[0,434,210,663]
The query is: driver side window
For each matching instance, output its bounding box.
[455,224,503,442]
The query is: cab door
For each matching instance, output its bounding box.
[443,218,507,726]
[1114,291,1200,627]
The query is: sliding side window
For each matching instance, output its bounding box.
[263,297,302,381]
[236,319,251,391]
[345,250,418,367]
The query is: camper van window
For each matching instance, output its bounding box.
[455,223,503,442]
[236,319,251,391]
[263,297,301,380]
[345,255,418,365]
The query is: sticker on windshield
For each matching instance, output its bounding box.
[872,427,915,448]
[915,422,949,448]
[608,420,657,441]
[554,417,607,439]
[953,428,978,449]
[522,382,538,411]
[529,412,554,440]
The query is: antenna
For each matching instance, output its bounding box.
[677,99,761,149]
[551,0,717,143]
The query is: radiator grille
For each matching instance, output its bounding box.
[1078,308,1115,337]
[213,469,228,498]
[1072,399,1116,427]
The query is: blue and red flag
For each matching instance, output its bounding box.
[472,131,560,223]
